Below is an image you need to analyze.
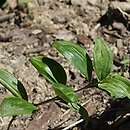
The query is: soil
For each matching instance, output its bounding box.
[0,0,130,130]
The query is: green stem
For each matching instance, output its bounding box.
[34,82,98,107]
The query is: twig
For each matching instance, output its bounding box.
[62,119,84,130]
[112,109,130,127]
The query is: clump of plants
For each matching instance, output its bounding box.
[0,38,130,128]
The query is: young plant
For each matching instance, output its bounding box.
[30,38,130,124]
[53,38,130,98]
[0,37,130,128]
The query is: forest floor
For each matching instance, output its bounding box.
[0,0,130,130]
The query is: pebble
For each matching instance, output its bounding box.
[31,29,42,35]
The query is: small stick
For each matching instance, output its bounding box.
[62,119,83,130]
[112,109,130,127]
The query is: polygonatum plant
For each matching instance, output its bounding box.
[0,37,130,127]
[29,38,130,124]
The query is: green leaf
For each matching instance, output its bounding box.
[53,83,88,123]
[0,97,36,117]
[30,56,67,84]
[79,105,89,123]
[120,59,130,64]
[93,38,113,81]
[0,69,28,100]
[68,102,80,112]
[99,80,125,98]
[53,83,78,103]
[99,74,130,98]
[53,40,93,80]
